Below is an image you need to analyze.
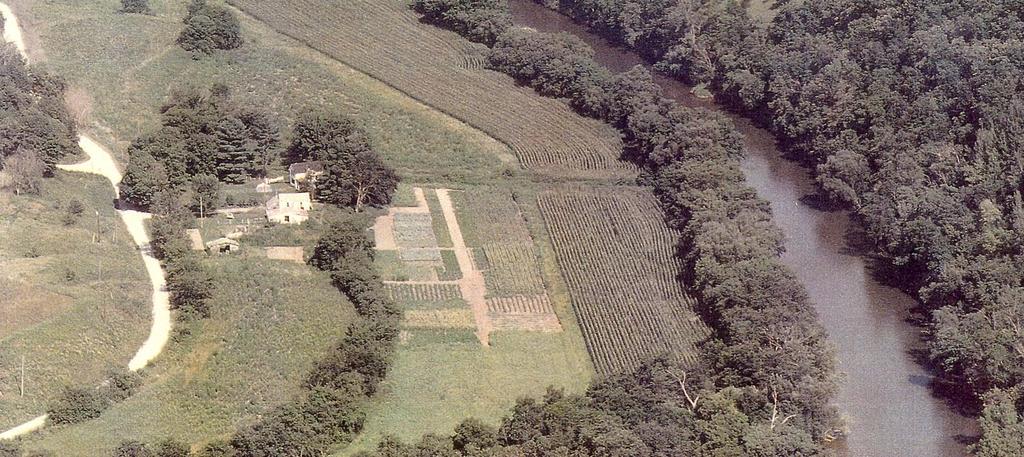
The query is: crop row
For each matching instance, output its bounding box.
[227,0,630,177]
[481,243,546,296]
[384,283,462,302]
[538,190,709,375]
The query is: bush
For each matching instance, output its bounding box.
[61,198,85,226]
[121,0,150,14]
[0,442,22,457]
[47,386,110,425]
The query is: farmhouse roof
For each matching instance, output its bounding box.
[288,161,323,175]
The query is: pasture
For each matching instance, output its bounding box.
[0,172,149,432]
[24,249,356,456]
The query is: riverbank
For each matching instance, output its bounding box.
[506,0,977,455]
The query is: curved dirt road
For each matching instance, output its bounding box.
[0,4,171,440]
[0,2,27,59]
[61,136,172,373]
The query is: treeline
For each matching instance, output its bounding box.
[407,1,837,455]
[536,0,1024,454]
[0,36,80,195]
[412,0,511,46]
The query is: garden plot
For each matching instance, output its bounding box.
[452,188,561,332]
[373,187,563,343]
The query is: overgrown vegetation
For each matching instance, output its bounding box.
[533,0,1024,454]
[405,1,837,454]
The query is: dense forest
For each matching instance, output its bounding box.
[402,0,838,455]
[518,0,1024,454]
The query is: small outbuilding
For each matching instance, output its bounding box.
[206,237,240,254]
[266,192,312,225]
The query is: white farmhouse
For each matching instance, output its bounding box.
[266,192,312,225]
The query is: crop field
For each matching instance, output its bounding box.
[24,253,356,456]
[227,0,630,178]
[0,172,150,431]
[538,188,710,376]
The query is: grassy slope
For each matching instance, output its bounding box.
[0,173,149,431]
[8,0,594,453]
[5,0,510,183]
[27,251,356,456]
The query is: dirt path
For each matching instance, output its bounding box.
[0,2,27,61]
[0,4,170,440]
[60,136,172,373]
[435,189,491,345]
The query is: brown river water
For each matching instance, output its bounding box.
[507,1,978,455]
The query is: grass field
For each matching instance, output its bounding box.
[23,248,356,456]
[538,187,709,376]
[0,172,150,431]
[339,331,589,455]
[227,0,630,178]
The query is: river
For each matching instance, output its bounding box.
[507,1,978,455]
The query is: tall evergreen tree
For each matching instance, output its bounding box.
[215,117,251,183]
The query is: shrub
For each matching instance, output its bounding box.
[47,386,110,425]
[120,0,150,14]
[61,198,85,226]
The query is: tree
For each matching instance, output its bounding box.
[121,0,150,14]
[167,255,215,319]
[215,117,252,184]
[975,389,1024,457]
[189,173,222,215]
[178,0,243,55]
[1,149,45,195]
[119,151,169,209]
[238,106,281,176]
[286,111,368,163]
[308,214,373,272]
[315,150,398,211]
